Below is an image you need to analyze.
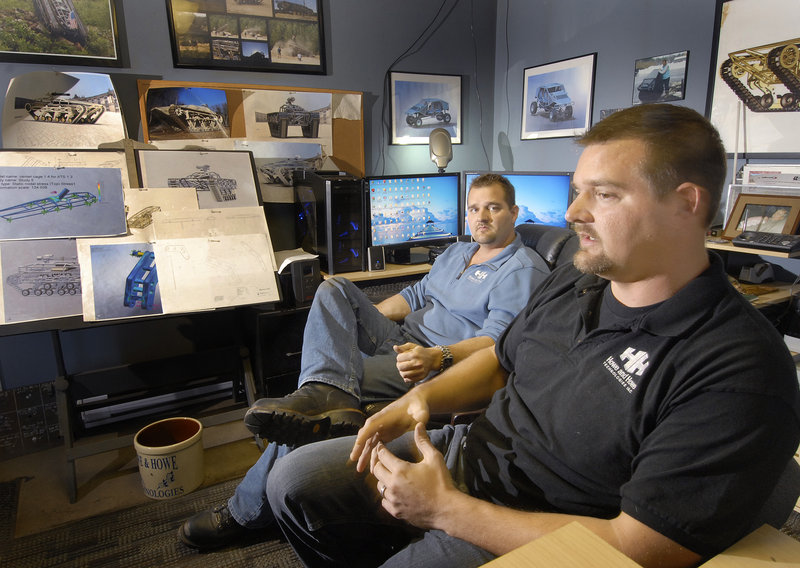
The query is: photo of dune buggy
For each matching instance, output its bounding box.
[404,98,452,127]
[529,83,574,121]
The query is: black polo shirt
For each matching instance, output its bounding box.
[463,254,800,556]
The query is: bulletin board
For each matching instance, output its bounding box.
[136,80,365,177]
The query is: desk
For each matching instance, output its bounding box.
[323,262,431,282]
[706,238,800,260]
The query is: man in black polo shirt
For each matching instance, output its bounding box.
[264,104,800,567]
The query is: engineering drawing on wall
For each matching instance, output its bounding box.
[168,166,237,202]
[257,152,324,186]
[21,93,105,124]
[0,189,98,222]
[720,37,800,112]
[33,0,88,45]
[6,254,81,297]
[257,97,321,138]
[124,250,158,310]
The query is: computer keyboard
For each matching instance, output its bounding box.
[732,231,800,253]
[359,277,421,303]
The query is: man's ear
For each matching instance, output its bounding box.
[674,182,707,219]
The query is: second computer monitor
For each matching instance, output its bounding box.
[366,172,460,264]
[463,171,573,235]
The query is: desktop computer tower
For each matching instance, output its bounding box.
[294,170,366,275]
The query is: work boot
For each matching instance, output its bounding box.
[244,382,365,446]
[178,504,246,550]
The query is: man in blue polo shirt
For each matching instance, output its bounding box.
[266,104,800,567]
[179,173,551,549]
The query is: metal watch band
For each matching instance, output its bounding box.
[437,344,454,372]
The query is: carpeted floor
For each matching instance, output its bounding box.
[0,477,303,568]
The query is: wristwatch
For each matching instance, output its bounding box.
[436,345,454,372]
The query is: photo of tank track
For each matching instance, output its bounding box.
[33,0,88,45]
[0,189,98,222]
[720,37,800,112]
[149,104,225,134]
[168,165,237,202]
[6,254,81,297]
[22,93,105,124]
[257,97,321,138]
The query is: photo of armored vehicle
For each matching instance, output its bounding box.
[149,104,225,134]
[530,83,574,121]
[33,0,88,45]
[23,94,105,124]
[168,165,237,202]
[258,154,325,186]
[405,98,451,127]
[265,97,320,138]
[720,37,800,112]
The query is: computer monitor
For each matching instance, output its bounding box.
[462,171,573,235]
[365,172,460,264]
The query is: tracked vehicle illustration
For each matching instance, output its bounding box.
[127,206,162,230]
[22,93,105,124]
[262,97,320,138]
[0,189,98,222]
[34,0,88,45]
[258,154,325,186]
[124,250,158,310]
[720,37,800,112]
[6,254,81,297]
[149,104,225,134]
[168,165,237,202]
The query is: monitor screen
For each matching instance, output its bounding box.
[366,172,460,263]
[463,171,573,235]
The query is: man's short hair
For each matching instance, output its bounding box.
[469,173,516,208]
[578,104,726,226]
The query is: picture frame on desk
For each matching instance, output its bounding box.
[722,193,800,239]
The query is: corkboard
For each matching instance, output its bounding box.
[137,79,364,177]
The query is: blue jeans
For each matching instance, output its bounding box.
[265,425,496,568]
[228,277,430,529]
[298,276,425,402]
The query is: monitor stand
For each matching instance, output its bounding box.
[388,246,430,265]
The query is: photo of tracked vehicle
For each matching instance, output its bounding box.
[22,93,105,124]
[720,37,800,112]
[149,104,225,134]
[168,165,237,202]
[6,254,81,297]
[33,0,88,45]
[262,97,320,138]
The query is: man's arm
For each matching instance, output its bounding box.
[371,424,702,568]
[393,336,495,384]
[375,293,412,322]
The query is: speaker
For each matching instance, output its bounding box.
[367,246,385,271]
[294,171,366,275]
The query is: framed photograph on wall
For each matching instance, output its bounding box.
[632,50,689,105]
[521,53,596,140]
[722,194,800,239]
[165,0,325,74]
[708,0,800,156]
[390,72,462,145]
[0,0,122,66]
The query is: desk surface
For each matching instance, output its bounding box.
[706,238,800,259]
[323,263,431,282]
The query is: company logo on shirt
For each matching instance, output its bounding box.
[603,347,650,393]
[467,269,489,284]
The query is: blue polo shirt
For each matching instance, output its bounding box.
[399,233,548,347]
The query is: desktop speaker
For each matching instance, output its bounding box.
[294,171,366,275]
[367,246,385,271]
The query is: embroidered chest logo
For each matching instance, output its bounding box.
[467,269,489,284]
[602,347,650,393]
